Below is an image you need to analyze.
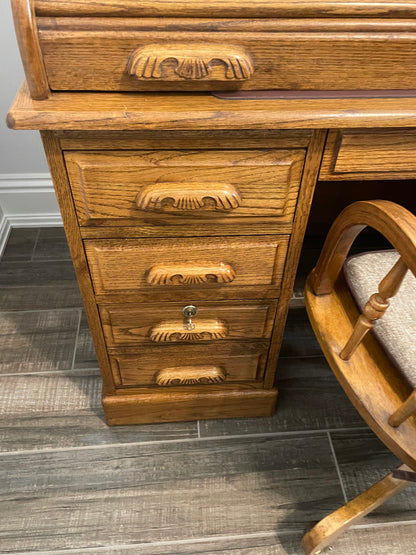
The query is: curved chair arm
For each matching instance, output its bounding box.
[309,200,416,296]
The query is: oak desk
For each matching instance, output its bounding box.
[9,0,416,424]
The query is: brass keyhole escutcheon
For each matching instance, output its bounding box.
[182,305,198,331]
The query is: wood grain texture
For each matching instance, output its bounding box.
[321,129,416,180]
[0,282,82,312]
[40,131,115,395]
[146,261,237,285]
[34,17,416,33]
[38,26,416,92]
[2,222,414,552]
[200,355,366,438]
[58,129,313,150]
[3,526,415,554]
[306,275,416,470]
[135,181,242,212]
[11,0,50,99]
[9,83,416,131]
[340,255,408,360]
[155,365,226,386]
[263,129,327,388]
[109,341,268,387]
[0,309,80,374]
[65,149,304,227]
[331,429,416,522]
[84,235,289,296]
[73,310,99,369]
[304,216,416,555]
[0,244,82,311]
[0,434,342,551]
[32,227,71,260]
[305,200,416,471]
[1,228,39,262]
[0,258,78,290]
[0,372,101,417]
[103,386,277,424]
[127,42,253,82]
[100,300,277,346]
[149,319,229,342]
[94,287,284,306]
[390,390,416,427]
[0,372,198,452]
[302,464,412,555]
[79,222,294,239]
[309,200,416,296]
[33,0,416,18]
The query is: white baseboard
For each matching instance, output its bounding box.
[0,206,10,258]
[0,173,62,257]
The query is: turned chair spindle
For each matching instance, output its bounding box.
[301,200,416,555]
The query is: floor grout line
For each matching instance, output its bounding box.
[29,229,41,262]
[5,257,74,265]
[0,367,101,377]
[351,519,416,530]
[9,521,416,555]
[278,353,325,360]
[0,307,84,315]
[198,426,370,442]
[0,427,371,457]
[7,531,288,555]
[71,309,83,371]
[327,430,349,504]
[2,230,410,552]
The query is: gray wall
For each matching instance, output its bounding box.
[0,2,49,174]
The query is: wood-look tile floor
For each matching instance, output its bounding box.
[0,228,415,554]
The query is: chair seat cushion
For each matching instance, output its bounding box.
[344,250,416,387]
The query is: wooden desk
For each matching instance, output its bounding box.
[9,0,416,424]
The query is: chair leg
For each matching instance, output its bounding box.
[389,390,416,427]
[301,464,412,555]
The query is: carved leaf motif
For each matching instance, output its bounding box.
[149,319,228,342]
[177,57,209,79]
[155,366,226,386]
[127,44,254,81]
[146,262,236,285]
[136,182,242,211]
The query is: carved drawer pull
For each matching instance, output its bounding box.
[146,262,236,285]
[136,182,242,211]
[150,319,228,342]
[155,366,226,386]
[127,43,254,81]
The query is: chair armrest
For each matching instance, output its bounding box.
[309,200,416,296]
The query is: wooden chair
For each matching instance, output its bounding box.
[301,200,416,555]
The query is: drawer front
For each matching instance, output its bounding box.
[320,130,416,180]
[85,235,289,296]
[109,343,268,387]
[65,149,305,227]
[38,22,416,92]
[101,300,278,346]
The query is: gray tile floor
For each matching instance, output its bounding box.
[0,228,415,554]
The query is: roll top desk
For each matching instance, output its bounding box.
[8,0,416,424]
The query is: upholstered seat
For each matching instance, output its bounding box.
[345,250,416,387]
[301,200,416,555]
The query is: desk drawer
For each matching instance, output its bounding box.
[36,18,416,92]
[320,130,416,180]
[85,235,289,297]
[109,342,268,387]
[101,299,277,346]
[65,149,305,227]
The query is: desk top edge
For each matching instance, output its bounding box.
[34,0,416,18]
[7,82,416,131]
